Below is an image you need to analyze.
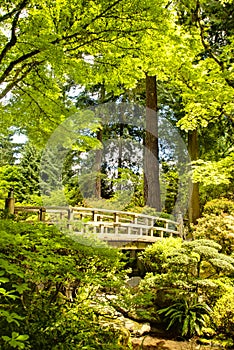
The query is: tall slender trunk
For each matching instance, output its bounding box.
[118,114,124,179]
[188,129,200,224]
[144,74,161,211]
[94,128,103,199]
[94,85,105,199]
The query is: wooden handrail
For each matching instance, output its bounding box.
[13,205,183,240]
[71,206,178,225]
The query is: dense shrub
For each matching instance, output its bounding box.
[0,220,130,349]
[203,198,234,216]
[194,199,234,254]
[212,289,234,338]
[138,238,234,339]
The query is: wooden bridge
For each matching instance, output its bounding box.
[5,188,183,248]
[13,205,183,249]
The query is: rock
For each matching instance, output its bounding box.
[131,336,224,350]
[138,323,151,336]
[132,337,175,350]
[124,319,151,336]
[126,276,142,288]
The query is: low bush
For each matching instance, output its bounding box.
[194,198,234,254]
[0,220,130,349]
[138,238,234,340]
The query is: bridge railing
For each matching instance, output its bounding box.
[13,205,183,239]
[41,207,182,238]
[71,207,181,238]
[3,186,184,243]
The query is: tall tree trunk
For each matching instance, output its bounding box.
[118,114,124,179]
[94,85,105,199]
[94,128,103,199]
[144,74,161,211]
[188,129,200,224]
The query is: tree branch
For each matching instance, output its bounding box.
[0,0,29,23]
[16,85,57,125]
[22,80,64,108]
[196,1,234,88]
[0,9,21,65]
[0,0,150,98]
[0,61,43,99]
[81,0,125,31]
[0,49,42,85]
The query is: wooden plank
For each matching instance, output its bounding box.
[83,221,179,237]
[15,208,40,213]
[13,205,181,239]
[46,209,69,213]
[15,206,44,210]
[71,206,178,225]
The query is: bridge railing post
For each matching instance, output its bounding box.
[149,219,154,236]
[132,215,137,224]
[5,188,15,215]
[92,210,97,233]
[177,212,184,239]
[114,212,119,234]
[92,210,100,222]
[39,207,46,221]
[67,208,74,230]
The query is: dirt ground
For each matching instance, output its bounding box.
[131,336,221,350]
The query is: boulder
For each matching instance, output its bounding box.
[124,319,151,336]
[132,337,191,350]
[126,276,142,288]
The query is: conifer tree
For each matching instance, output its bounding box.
[0,131,21,166]
[17,143,41,202]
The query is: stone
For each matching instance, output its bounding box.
[126,276,142,288]
[131,336,224,350]
[124,319,151,336]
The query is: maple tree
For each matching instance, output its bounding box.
[1,0,233,216]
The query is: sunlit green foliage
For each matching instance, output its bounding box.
[0,0,234,345]
[158,299,211,338]
[194,198,234,254]
[212,289,234,338]
[138,237,234,338]
[0,220,129,349]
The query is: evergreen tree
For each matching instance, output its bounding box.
[0,131,22,166]
[17,143,41,202]
[40,146,65,197]
[62,149,83,206]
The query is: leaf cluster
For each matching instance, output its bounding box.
[193,198,234,255]
[0,220,129,349]
[138,237,234,339]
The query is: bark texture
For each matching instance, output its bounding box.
[188,129,200,224]
[144,75,161,211]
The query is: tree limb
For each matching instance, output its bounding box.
[0,9,21,65]
[0,61,43,99]
[196,1,234,88]
[16,85,58,125]
[0,49,41,85]
[0,0,150,97]
[0,0,29,23]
